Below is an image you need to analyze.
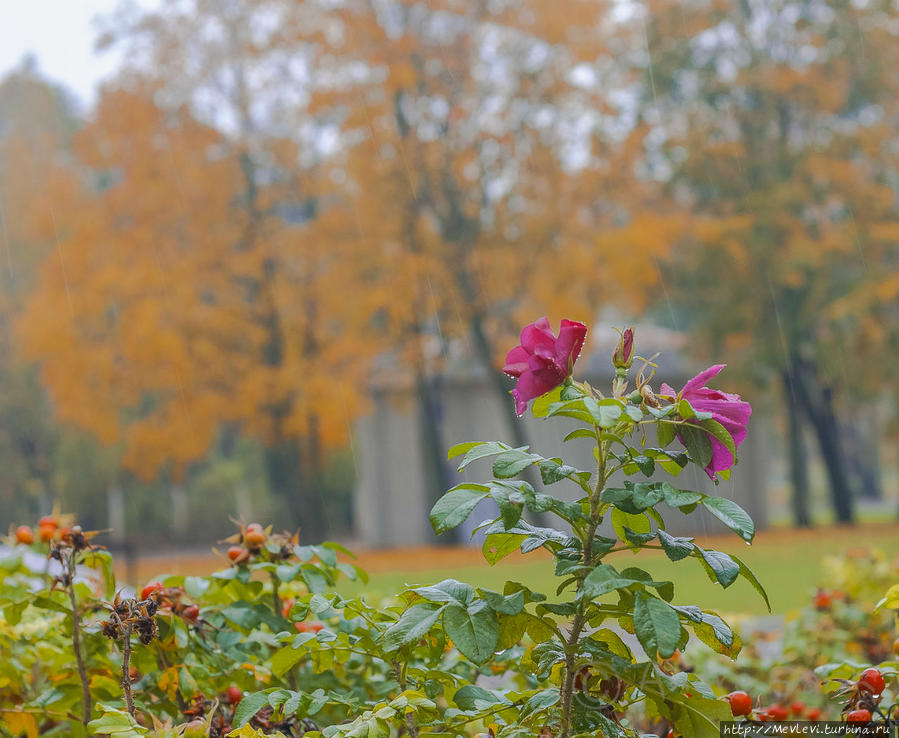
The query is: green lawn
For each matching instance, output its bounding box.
[337,524,899,616]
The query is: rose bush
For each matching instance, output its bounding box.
[1,321,890,738]
[683,548,899,723]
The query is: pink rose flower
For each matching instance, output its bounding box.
[503,318,588,416]
[661,364,752,480]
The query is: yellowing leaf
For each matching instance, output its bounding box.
[0,711,38,738]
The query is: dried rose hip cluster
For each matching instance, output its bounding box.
[136,580,202,624]
[222,521,298,565]
[100,592,160,645]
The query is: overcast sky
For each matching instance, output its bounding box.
[0,0,133,107]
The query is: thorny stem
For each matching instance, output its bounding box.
[65,551,92,726]
[558,609,587,738]
[121,622,135,717]
[271,572,282,616]
[558,427,610,738]
[392,659,419,738]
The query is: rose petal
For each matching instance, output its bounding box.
[554,319,588,372]
[706,435,736,473]
[682,364,726,396]
[675,364,752,476]
[520,318,556,354]
[503,345,531,377]
[511,370,558,416]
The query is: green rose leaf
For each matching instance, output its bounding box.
[656,420,677,448]
[701,496,755,542]
[488,481,525,528]
[453,685,509,711]
[601,482,664,514]
[587,628,633,660]
[622,527,655,546]
[700,417,737,466]
[482,532,526,565]
[581,564,641,599]
[520,688,560,720]
[413,579,475,606]
[480,588,525,615]
[496,612,529,650]
[610,507,651,547]
[493,449,544,479]
[563,428,596,442]
[679,424,713,468]
[670,693,733,738]
[447,441,482,459]
[633,592,682,659]
[443,600,499,664]
[634,454,656,476]
[87,707,149,736]
[539,459,591,489]
[673,605,740,657]
[694,547,740,587]
[657,529,695,561]
[584,397,624,428]
[233,691,271,728]
[625,405,643,422]
[454,441,510,469]
[301,565,330,594]
[430,484,490,535]
[532,386,564,418]
[658,482,704,509]
[619,566,675,602]
[546,399,595,424]
[730,554,771,611]
[383,604,445,651]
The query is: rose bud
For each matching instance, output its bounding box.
[612,327,635,369]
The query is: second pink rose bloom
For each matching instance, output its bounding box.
[661,364,752,480]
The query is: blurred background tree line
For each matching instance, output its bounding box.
[0,0,896,547]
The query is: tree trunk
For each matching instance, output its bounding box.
[305,412,331,537]
[791,358,855,524]
[782,371,811,527]
[895,448,899,523]
[842,419,882,501]
[237,147,311,537]
[416,371,450,543]
[170,483,188,538]
[810,408,855,524]
[263,437,327,541]
[107,484,126,543]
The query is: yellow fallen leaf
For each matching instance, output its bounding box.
[0,710,38,738]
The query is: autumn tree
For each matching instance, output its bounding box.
[19,0,724,541]
[0,64,83,523]
[614,0,899,523]
[301,0,680,512]
[18,76,375,538]
[89,0,682,527]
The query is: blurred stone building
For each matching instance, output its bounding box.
[353,323,767,548]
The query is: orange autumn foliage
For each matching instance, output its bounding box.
[19,86,371,480]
